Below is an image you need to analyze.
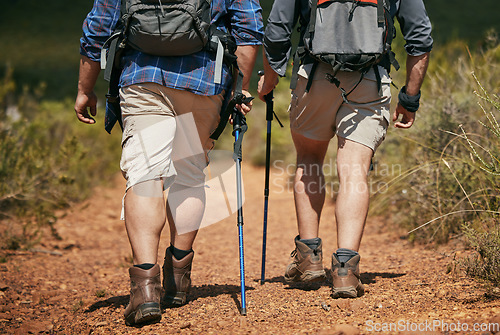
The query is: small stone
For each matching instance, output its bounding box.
[180,322,191,329]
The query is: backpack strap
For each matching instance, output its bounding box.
[211,35,224,84]
[102,1,132,133]
[102,30,127,133]
[289,46,304,90]
[307,0,319,36]
[104,64,123,133]
[377,0,384,26]
[305,60,319,93]
[325,65,369,104]
[209,67,245,140]
[101,32,121,81]
[374,65,382,96]
[207,26,244,140]
[291,0,318,91]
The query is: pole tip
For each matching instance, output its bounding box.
[240,307,247,316]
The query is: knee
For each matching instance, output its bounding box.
[129,179,164,198]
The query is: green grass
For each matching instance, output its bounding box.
[0,67,122,250]
[370,41,500,244]
[460,223,500,286]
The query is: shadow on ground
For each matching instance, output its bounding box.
[361,272,406,284]
[189,283,255,301]
[85,295,129,313]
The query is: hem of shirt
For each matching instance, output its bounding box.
[119,80,228,97]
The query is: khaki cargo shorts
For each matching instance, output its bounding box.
[119,82,224,191]
[290,62,391,151]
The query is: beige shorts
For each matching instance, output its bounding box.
[119,83,224,191]
[289,62,391,151]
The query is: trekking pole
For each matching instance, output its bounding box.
[232,95,253,316]
[258,71,283,285]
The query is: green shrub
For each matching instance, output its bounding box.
[370,38,500,243]
[460,223,500,286]
[0,69,122,250]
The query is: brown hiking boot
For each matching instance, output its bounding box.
[331,254,365,298]
[124,264,162,326]
[162,248,194,307]
[284,236,326,283]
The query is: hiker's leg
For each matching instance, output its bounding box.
[124,180,166,264]
[288,64,346,240]
[120,83,178,265]
[162,88,223,250]
[166,184,203,251]
[335,138,373,251]
[292,131,330,239]
[333,67,392,251]
[283,131,329,283]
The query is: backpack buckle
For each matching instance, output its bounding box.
[325,73,340,87]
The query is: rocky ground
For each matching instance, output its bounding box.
[1,164,500,334]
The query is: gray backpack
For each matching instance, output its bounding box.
[101,0,243,137]
[291,0,399,98]
[123,0,211,56]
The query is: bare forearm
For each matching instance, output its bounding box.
[74,55,100,124]
[78,55,101,94]
[235,45,259,91]
[405,53,430,96]
[392,52,430,129]
[257,50,280,101]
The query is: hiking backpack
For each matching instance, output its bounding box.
[101,0,242,137]
[122,0,211,56]
[291,0,399,99]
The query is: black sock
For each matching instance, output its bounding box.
[299,237,321,250]
[134,263,155,270]
[336,248,359,263]
[169,245,192,260]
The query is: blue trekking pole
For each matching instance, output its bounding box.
[258,71,283,285]
[232,94,253,315]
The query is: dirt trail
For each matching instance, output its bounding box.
[1,163,500,334]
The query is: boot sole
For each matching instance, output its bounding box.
[125,302,162,326]
[284,270,326,283]
[331,286,364,299]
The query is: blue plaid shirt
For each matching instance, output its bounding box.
[80,0,264,96]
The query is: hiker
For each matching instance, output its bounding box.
[74,0,263,326]
[258,0,432,298]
